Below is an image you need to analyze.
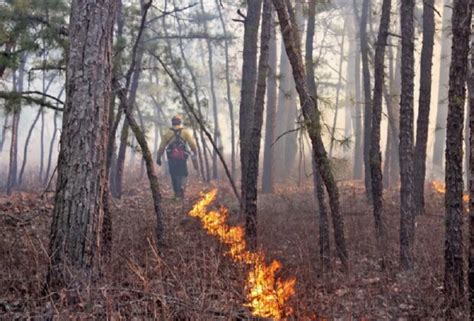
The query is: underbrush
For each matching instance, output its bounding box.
[0,176,467,319]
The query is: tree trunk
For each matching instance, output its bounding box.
[239,0,263,213]
[465,102,470,186]
[124,107,164,244]
[352,3,363,180]
[432,0,453,170]
[112,29,145,198]
[275,42,291,178]
[313,158,330,269]
[18,75,58,186]
[0,112,9,153]
[468,17,474,317]
[329,23,346,157]
[47,0,116,288]
[244,0,272,249]
[444,0,471,307]
[6,57,26,195]
[6,109,20,195]
[283,90,298,177]
[344,20,354,159]
[360,0,372,199]
[414,0,435,216]
[273,0,348,271]
[385,42,401,186]
[262,18,277,194]
[18,108,42,186]
[305,0,330,269]
[105,0,124,190]
[382,40,398,189]
[399,0,416,270]
[39,108,45,182]
[113,121,129,197]
[282,1,303,178]
[136,104,146,181]
[44,110,59,186]
[43,89,64,187]
[369,0,391,268]
[383,116,391,188]
[215,0,236,180]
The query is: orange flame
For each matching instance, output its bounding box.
[431,180,469,203]
[189,189,296,319]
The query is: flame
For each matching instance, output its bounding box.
[189,189,296,319]
[431,180,469,203]
[432,180,446,194]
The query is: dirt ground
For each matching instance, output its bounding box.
[0,174,467,320]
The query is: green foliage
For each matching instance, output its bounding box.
[0,0,68,69]
[0,90,61,112]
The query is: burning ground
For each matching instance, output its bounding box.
[0,176,466,319]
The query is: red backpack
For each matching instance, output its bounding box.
[166,128,187,160]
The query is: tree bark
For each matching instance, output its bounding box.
[215,0,236,180]
[18,107,42,186]
[18,74,58,186]
[432,0,453,170]
[369,0,391,268]
[383,116,391,188]
[329,23,346,157]
[123,106,164,244]
[444,0,471,307]
[47,0,116,288]
[414,0,435,216]
[6,108,20,195]
[352,9,363,180]
[239,0,263,213]
[399,0,416,271]
[273,0,348,271]
[6,57,26,195]
[282,1,302,177]
[305,0,330,269]
[262,18,277,194]
[44,110,59,186]
[384,42,401,186]
[468,16,474,317]
[344,20,354,159]
[39,107,45,182]
[360,0,372,199]
[0,112,9,153]
[275,41,291,177]
[113,120,129,197]
[199,0,221,180]
[112,13,146,198]
[244,0,272,249]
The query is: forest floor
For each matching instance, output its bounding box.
[0,173,468,320]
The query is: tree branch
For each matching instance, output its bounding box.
[147,3,198,24]
[271,127,302,147]
[0,91,64,111]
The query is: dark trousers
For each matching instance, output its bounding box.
[168,158,188,197]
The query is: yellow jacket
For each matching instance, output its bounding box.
[157,125,197,159]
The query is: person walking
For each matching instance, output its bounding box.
[156,115,198,199]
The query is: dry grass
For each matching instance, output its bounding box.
[0,175,467,320]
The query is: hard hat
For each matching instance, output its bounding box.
[171,115,182,126]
